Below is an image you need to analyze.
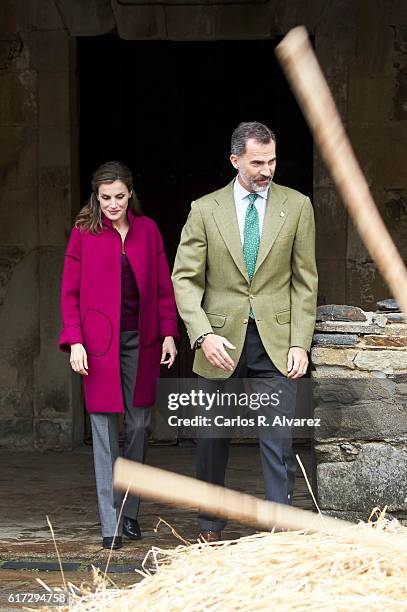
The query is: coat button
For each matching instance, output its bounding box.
[249,294,254,299]
[243,319,248,324]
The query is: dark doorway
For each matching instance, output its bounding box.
[78,36,313,380]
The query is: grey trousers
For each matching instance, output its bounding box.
[90,331,151,538]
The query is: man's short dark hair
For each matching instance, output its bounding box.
[231,122,276,157]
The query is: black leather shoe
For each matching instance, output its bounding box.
[102,536,123,550]
[123,517,141,540]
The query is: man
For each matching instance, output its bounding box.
[172,122,318,541]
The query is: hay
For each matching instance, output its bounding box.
[65,515,407,612]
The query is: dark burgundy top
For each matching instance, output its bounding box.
[120,253,140,332]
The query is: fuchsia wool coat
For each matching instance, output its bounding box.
[59,209,179,412]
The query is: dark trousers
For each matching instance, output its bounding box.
[196,322,296,531]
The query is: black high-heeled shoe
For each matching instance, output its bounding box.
[102,535,123,549]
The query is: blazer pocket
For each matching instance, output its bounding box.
[83,308,113,356]
[206,313,227,328]
[275,309,291,324]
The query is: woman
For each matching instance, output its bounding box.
[59,161,178,550]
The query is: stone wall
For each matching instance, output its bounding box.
[312,301,407,523]
[0,0,406,448]
[0,1,83,449]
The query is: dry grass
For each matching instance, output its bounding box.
[50,512,407,612]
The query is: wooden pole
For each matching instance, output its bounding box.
[275,26,407,316]
[113,458,407,553]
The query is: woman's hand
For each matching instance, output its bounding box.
[160,336,177,369]
[70,343,89,376]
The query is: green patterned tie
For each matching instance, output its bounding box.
[243,193,260,318]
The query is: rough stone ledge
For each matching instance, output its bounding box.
[321,509,406,526]
[315,321,407,336]
[311,346,407,372]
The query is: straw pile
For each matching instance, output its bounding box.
[63,514,407,612]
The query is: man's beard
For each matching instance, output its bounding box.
[239,169,271,193]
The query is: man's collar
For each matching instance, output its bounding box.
[234,175,269,201]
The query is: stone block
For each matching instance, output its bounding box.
[39,126,70,168]
[376,298,400,312]
[0,0,38,33]
[311,347,357,368]
[354,349,407,372]
[0,250,39,449]
[0,415,33,449]
[0,33,29,72]
[0,70,37,126]
[29,30,70,72]
[38,167,71,246]
[34,419,72,450]
[313,378,396,404]
[314,260,346,307]
[165,6,215,40]
[348,123,407,189]
[348,75,394,123]
[0,188,38,247]
[0,246,26,306]
[111,1,166,39]
[275,0,325,33]
[314,399,407,442]
[215,4,271,39]
[346,259,388,313]
[316,304,367,323]
[314,321,407,335]
[315,6,356,77]
[352,11,395,78]
[313,333,359,347]
[54,0,115,36]
[311,366,372,379]
[380,190,407,262]
[0,249,39,353]
[364,335,407,348]
[36,0,66,30]
[317,443,407,511]
[313,188,347,260]
[385,0,407,24]
[0,127,37,191]
[315,441,362,463]
[39,72,69,127]
[396,383,407,395]
[387,313,405,323]
[394,54,407,121]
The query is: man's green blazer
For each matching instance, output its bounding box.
[172,180,318,378]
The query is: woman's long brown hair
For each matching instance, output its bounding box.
[75,161,142,234]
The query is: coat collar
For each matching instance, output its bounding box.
[212,179,288,283]
[101,207,138,229]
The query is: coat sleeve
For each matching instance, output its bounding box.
[59,227,83,353]
[171,201,213,348]
[290,197,318,351]
[155,225,180,340]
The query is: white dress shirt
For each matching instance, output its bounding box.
[233,177,269,244]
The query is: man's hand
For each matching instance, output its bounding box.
[287,346,308,379]
[201,334,236,371]
[70,343,89,376]
[161,336,178,369]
